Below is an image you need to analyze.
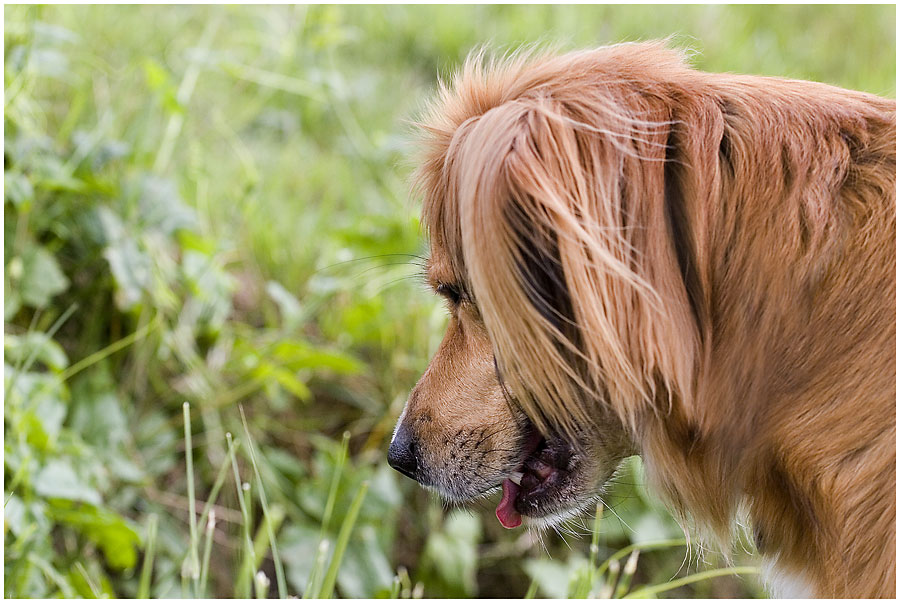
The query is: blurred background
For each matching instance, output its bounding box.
[4,4,895,599]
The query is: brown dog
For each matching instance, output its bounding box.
[388,43,895,597]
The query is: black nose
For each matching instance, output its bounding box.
[388,424,419,481]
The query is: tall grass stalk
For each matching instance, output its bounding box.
[137,513,158,599]
[227,432,257,599]
[235,503,285,597]
[199,510,216,597]
[322,431,351,533]
[316,480,370,599]
[255,571,271,600]
[196,445,235,542]
[153,13,222,174]
[581,501,606,596]
[601,558,622,599]
[614,549,640,597]
[182,403,201,595]
[5,302,76,401]
[303,431,350,598]
[74,561,102,598]
[240,404,288,598]
[28,552,75,598]
[595,538,687,578]
[304,539,330,599]
[623,566,760,599]
[58,314,160,383]
[389,575,402,599]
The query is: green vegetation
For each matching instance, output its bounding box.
[4,4,894,599]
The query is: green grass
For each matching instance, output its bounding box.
[4,4,894,599]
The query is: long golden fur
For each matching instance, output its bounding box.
[389,43,895,597]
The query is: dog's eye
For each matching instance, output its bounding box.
[436,283,463,305]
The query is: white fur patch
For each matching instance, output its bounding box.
[761,557,815,599]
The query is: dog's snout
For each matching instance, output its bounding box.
[388,424,420,481]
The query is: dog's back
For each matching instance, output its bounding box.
[621,48,896,596]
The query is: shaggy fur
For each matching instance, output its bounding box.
[394,43,895,597]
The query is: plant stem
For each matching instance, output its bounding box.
[59,314,160,382]
[316,480,369,599]
[623,566,760,599]
[227,432,257,599]
[596,538,686,578]
[240,404,288,598]
[137,513,158,599]
[199,510,216,597]
[183,403,200,595]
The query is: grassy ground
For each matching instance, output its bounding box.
[4,4,895,599]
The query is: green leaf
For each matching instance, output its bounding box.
[419,511,481,597]
[270,340,362,374]
[33,460,102,505]
[103,237,151,310]
[4,171,34,207]
[271,366,312,401]
[18,245,69,308]
[4,332,69,372]
[266,280,304,330]
[523,557,585,599]
[6,368,68,450]
[336,525,394,598]
[69,372,129,448]
[142,58,183,115]
[137,175,196,235]
[5,494,27,537]
[279,522,321,594]
[48,502,141,570]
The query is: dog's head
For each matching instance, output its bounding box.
[390,45,701,529]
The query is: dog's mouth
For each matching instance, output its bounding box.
[495,427,578,529]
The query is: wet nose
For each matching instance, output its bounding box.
[388,423,420,481]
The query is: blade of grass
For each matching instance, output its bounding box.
[183,403,200,595]
[316,480,369,599]
[59,313,160,382]
[303,539,330,599]
[137,513,158,599]
[255,571,271,599]
[199,510,216,597]
[236,501,285,597]
[589,502,603,563]
[27,552,76,598]
[5,302,76,401]
[74,561,102,598]
[595,538,686,578]
[303,431,350,598]
[573,501,605,597]
[396,566,412,599]
[623,566,760,599]
[154,12,222,173]
[240,404,288,598]
[389,575,401,599]
[227,432,256,599]
[601,557,622,599]
[523,578,538,599]
[321,431,350,534]
[614,549,640,598]
[196,443,235,540]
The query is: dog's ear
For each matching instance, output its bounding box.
[454,93,703,436]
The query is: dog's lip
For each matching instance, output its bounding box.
[494,427,578,524]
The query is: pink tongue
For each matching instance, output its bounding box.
[496,479,522,529]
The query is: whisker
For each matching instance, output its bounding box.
[312,253,427,275]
